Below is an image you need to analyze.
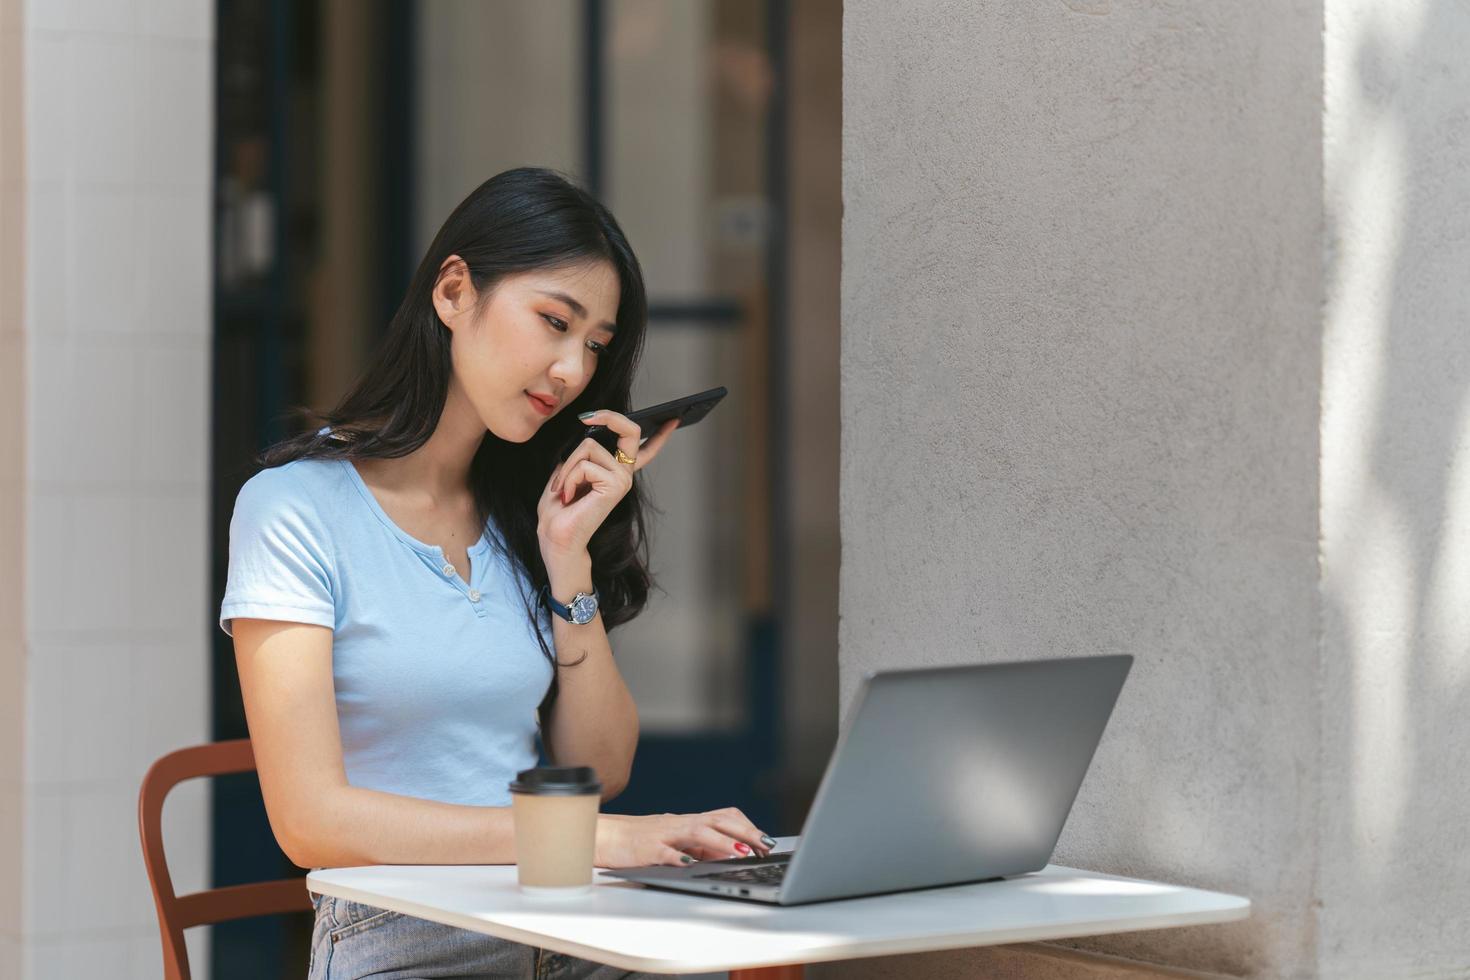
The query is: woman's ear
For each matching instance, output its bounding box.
[432,255,476,329]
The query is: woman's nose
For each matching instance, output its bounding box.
[549,349,586,390]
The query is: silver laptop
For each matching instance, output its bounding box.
[600,655,1132,905]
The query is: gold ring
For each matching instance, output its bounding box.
[615,448,637,466]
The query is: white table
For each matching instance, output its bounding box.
[306,837,1250,978]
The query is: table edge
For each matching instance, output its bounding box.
[305,870,1252,975]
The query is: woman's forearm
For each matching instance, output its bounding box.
[541,551,640,795]
[277,783,517,869]
[544,618,640,797]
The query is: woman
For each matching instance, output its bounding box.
[221,167,776,979]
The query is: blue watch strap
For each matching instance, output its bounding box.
[540,584,598,623]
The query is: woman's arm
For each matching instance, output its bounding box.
[233,616,518,868]
[534,414,685,799]
[236,614,775,868]
[539,550,640,799]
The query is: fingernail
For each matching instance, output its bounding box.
[735,842,751,854]
[680,854,695,864]
[578,411,597,420]
[760,835,777,848]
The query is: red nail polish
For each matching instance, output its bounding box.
[735,842,751,854]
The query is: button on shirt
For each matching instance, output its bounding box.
[219,457,555,807]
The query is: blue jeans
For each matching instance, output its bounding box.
[308,892,727,979]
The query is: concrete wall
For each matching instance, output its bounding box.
[1320,1,1470,977]
[0,1,213,976]
[840,1,1327,977]
[1,3,26,975]
[843,0,1470,976]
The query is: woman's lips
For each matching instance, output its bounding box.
[525,392,555,416]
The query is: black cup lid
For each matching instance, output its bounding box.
[508,766,602,796]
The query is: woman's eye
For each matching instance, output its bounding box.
[544,313,606,355]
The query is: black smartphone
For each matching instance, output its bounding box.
[561,386,728,459]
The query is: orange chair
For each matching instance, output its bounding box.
[138,739,312,980]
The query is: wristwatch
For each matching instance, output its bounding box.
[543,585,600,625]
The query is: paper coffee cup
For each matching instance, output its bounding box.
[509,766,602,896]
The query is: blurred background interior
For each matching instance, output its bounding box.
[209,0,839,974]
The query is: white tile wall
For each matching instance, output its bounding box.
[129,928,211,980]
[20,0,69,33]
[127,639,209,779]
[69,0,140,36]
[135,342,210,487]
[72,343,141,473]
[129,494,210,629]
[24,488,71,631]
[25,641,135,785]
[139,0,211,42]
[22,187,68,335]
[26,786,153,936]
[48,491,136,630]
[13,2,214,977]
[28,936,138,980]
[28,341,78,485]
[21,33,68,185]
[71,189,142,333]
[137,190,210,333]
[137,39,210,189]
[69,36,139,187]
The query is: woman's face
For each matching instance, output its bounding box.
[437,257,621,443]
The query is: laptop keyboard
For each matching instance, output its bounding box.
[692,854,791,885]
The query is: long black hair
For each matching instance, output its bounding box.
[257,166,653,726]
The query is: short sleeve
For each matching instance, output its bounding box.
[219,465,337,637]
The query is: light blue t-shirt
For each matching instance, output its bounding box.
[219,455,555,807]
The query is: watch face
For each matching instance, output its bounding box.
[570,593,598,625]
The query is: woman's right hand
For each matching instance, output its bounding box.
[595,809,777,868]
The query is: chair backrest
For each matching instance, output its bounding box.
[138,739,312,980]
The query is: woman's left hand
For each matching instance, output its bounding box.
[537,412,678,561]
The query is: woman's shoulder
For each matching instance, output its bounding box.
[233,456,349,525]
